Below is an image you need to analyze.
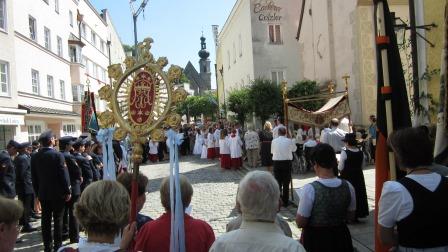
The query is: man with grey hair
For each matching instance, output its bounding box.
[210,171,305,252]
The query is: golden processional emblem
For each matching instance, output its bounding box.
[97,37,187,164]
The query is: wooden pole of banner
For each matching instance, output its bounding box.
[377,2,397,181]
[342,75,352,130]
[375,2,396,252]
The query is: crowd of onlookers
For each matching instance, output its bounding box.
[1,115,448,251]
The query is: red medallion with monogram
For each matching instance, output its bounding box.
[129,71,156,125]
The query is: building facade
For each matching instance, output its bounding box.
[298,0,410,125]
[0,0,28,149]
[0,0,124,146]
[216,0,302,109]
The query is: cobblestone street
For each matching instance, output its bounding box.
[14,155,300,251]
[14,155,375,251]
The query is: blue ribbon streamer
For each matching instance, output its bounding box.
[97,128,116,181]
[167,129,186,252]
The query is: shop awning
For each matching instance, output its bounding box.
[19,105,79,117]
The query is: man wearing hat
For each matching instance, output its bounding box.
[83,139,100,181]
[338,133,369,221]
[0,140,20,199]
[72,138,93,192]
[0,152,15,199]
[59,136,81,243]
[31,131,71,252]
[14,142,36,232]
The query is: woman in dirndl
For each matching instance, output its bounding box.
[296,143,355,252]
[259,121,274,172]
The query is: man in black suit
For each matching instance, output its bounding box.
[0,140,19,199]
[31,131,71,252]
[72,139,93,192]
[59,136,81,243]
[15,142,37,233]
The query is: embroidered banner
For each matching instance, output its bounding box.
[288,95,351,126]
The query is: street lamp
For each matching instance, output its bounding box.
[130,0,149,57]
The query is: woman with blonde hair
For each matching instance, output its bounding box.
[58,180,136,252]
[259,121,274,173]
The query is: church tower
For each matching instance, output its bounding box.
[198,35,211,90]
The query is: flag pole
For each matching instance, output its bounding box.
[376,1,397,180]
[375,1,397,251]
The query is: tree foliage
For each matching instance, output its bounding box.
[248,78,282,123]
[288,80,325,111]
[177,94,218,120]
[122,44,134,54]
[227,88,252,126]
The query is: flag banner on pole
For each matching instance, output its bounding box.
[81,91,99,133]
[89,92,100,132]
[434,0,448,166]
[374,0,412,251]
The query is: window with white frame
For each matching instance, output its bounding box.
[44,27,51,50]
[31,69,39,94]
[81,22,86,38]
[271,70,284,85]
[55,0,59,13]
[100,40,105,53]
[91,31,96,46]
[93,63,98,78]
[238,34,242,57]
[0,61,9,96]
[69,45,81,63]
[268,24,282,44]
[227,51,230,69]
[47,75,54,97]
[59,80,65,100]
[0,0,6,31]
[57,36,63,56]
[27,124,42,142]
[100,67,106,82]
[72,84,84,102]
[69,10,73,27]
[63,124,76,135]
[29,16,37,41]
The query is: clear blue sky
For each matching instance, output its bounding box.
[90,0,237,89]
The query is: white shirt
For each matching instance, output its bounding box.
[207,133,215,148]
[271,136,297,161]
[378,173,443,228]
[210,221,306,252]
[148,140,158,155]
[228,135,243,158]
[219,138,230,155]
[295,128,305,144]
[321,127,346,152]
[272,123,285,139]
[337,146,363,171]
[214,129,221,147]
[58,237,121,252]
[320,128,330,142]
[303,139,317,150]
[297,178,356,218]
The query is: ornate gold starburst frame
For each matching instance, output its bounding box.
[97,37,187,164]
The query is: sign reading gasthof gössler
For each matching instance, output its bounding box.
[253,0,282,22]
